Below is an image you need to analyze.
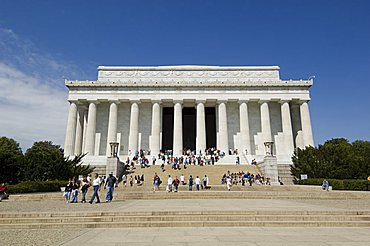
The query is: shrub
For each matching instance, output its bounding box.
[8,180,68,194]
[298,178,370,191]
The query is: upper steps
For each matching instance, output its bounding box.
[124,164,261,186]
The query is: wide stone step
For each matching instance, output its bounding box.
[10,189,370,201]
[3,210,370,218]
[2,220,370,229]
[2,215,370,224]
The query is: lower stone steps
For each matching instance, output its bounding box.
[2,215,370,224]
[2,210,370,228]
[2,218,370,228]
[10,188,370,201]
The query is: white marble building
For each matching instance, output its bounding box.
[64,65,314,172]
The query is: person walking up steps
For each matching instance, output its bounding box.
[167,175,173,192]
[122,174,127,187]
[226,176,232,191]
[105,172,117,202]
[89,174,101,204]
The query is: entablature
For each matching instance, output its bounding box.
[65,79,313,88]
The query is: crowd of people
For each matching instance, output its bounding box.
[123,147,228,171]
[64,172,117,204]
[152,173,211,192]
[221,170,271,190]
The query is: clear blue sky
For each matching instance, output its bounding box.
[0,0,369,149]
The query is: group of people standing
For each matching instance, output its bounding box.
[124,147,227,172]
[64,172,117,204]
[152,173,210,192]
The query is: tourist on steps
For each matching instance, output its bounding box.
[64,179,73,203]
[173,176,180,192]
[195,176,201,191]
[104,172,117,202]
[80,176,90,203]
[89,173,101,204]
[188,175,193,191]
[226,176,232,191]
[167,175,173,192]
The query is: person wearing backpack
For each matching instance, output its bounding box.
[104,172,117,202]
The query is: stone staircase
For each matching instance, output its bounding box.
[123,164,261,186]
[2,210,370,229]
[277,164,295,185]
[10,185,370,201]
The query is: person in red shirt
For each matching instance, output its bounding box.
[173,176,180,192]
[0,183,9,201]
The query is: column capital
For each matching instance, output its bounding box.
[130,100,141,105]
[173,99,183,104]
[238,100,249,105]
[109,100,120,104]
[217,99,228,104]
[151,100,162,104]
[87,100,100,105]
[196,100,206,104]
[279,100,291,105]
[298,100,310,104]
[258,100,270,104]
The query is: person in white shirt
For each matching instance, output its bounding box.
[122,174,127,187]
[89,173,101,204]
[195,176,201,191]
[202,175,209,189]
[226,176,232,191]
[167,175,173,192]
[180,174,185,185]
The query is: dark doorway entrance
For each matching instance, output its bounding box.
[182,107,196,150]
[205,107,216,148]
[161,107,174,151]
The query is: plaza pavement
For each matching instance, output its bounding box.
[1,196,370,245]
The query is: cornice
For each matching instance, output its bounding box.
[65,79,312,88]
[97,65,280,71]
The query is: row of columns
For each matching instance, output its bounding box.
[64,100,314,157]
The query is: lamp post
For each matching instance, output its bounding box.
[109,142,119,157]
[264,142,274,156]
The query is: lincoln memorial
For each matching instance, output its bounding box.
[64,65,314,178]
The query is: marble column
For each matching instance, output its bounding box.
[173,101,183,156]
[217,101,229,154]
[106,101,119,156]
[84,102,97,155]
[300,101,314,147]
[74,106,86,156]
[81,110,88,154]
[196,101,206,155]
[64,102,78,156]
[128,101,140,155]
[150,101,161,157]
[239,101,251,155]
[280,100,294,154]
[260,101,272,142]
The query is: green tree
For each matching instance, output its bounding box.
[24,141,65,181]
[292,138,370,179]
[24,141,94,181]
[0,137,24,184]
[64,153,94,179]
[352,140,370,179]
